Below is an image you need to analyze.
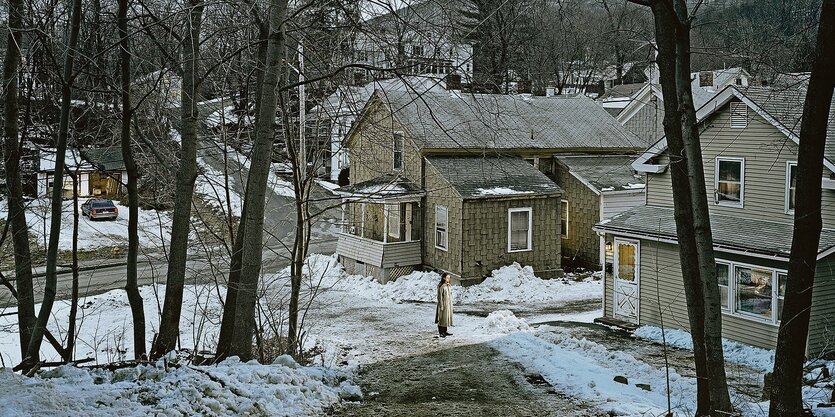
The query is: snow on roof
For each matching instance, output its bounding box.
[38,148,95,172]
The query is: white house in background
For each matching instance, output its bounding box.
[352,0,473,85]
[308,76,447,182]
[617,67,752,145]
[37,147,127,199]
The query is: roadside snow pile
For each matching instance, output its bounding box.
[299,255,601,306]
[493,331,697,417]
[195,157,244,217]
[478,310,531,334]
[0,355,357,416]
[634,326,775,372]
[0,199,172,250]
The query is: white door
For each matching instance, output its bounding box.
[613,238,640,323]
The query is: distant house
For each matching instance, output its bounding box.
[335,90,644,284]
[36,147,126,199]
[617,67,752,145]
[555,155,645,269]
[595,85,835,356]
[598,83,646,117]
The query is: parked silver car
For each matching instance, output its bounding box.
[81,198,118,220]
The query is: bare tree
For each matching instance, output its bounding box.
[627,0,732,414]
[769,1,835,414]
[1,0,37,362]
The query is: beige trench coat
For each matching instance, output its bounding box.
[435,283,453,327]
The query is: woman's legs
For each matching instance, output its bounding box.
[438,326,446,336]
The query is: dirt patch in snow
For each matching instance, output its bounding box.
[329,342,604,416]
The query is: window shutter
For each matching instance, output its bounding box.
[730,102,748,128]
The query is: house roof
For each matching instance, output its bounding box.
[82,147,126,172]
[595,205,835,260]
[426,155,562,199]
[335,173,424,201]
[374,90,645,151]
[38,148,94,172]
[308,76,446,122]
[631,85,835,174]
[617,83,719,126]
[557,155,645,194]
[600,83,646,101]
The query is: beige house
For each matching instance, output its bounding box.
[555,155,645,269]
[596,85,835,356]
[335,89,644,284]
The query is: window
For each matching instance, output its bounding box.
[786,162,797,213]
[411,45,424,57]
[560,200,569,239]
[508,208,532,252]
[393,132,404,170]
[716,263,730,311]
[615,240,638,282]
[730,102,748,128]
[715,157,744,206]
[735,266,774,320]
[435,205,448,250]
[715,259,787,324]
[387,204,401,239]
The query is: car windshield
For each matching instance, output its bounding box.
[91,200,115,208]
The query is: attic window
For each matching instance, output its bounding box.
[730,102,748,128]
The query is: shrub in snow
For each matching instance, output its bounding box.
[478,310,531,334]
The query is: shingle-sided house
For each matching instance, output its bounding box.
[336,89,644,284]
[595,85,835,355]
[554,155,645,269]
[36,147,127,199]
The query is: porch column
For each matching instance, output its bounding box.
[383,204,389,243]
[360,203,366,238]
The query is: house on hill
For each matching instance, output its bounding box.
[335,90,644,284]
[595,85,835,356]
[36,147,126,199]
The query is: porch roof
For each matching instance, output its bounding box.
[426,155,562,199]
[594,205,835,260]
[557,155,645,194]
[335,173,424,202]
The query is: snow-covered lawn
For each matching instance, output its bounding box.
[0,199,171,251]
[196,157,244,217]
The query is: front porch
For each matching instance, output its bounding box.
[335,174,425,283]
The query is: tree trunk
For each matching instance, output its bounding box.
[23,0,83,371]
[226,0,288,361]
[119,0,147,360]
[216,20,267,359]
[1,0,36,361]
[64,171,80,361]
[671,0,733,413]
[152,0,204,359]
[647,2,711,414]
[770,1,835,414]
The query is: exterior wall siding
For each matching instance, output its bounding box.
[461,196,562,282]
[347,102,423,185]
[809,255,835,357]
[423,160,463,278]
[555,167,601,268]
[644,102,835,226]
[623,96,665,147]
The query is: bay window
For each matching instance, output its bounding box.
[715,259,787,324]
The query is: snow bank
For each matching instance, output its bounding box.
[0,199,172,250]
[0,356,357,416]
[493,331,697,416]
[299,256,601,306]
[478,310,531,334]
[196,157,244,217]
[633,326,775,372]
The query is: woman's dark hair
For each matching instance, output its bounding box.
[437,272,450,288]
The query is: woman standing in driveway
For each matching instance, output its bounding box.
[435,272,453,337]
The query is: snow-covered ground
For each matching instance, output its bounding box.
[2,255,833,416]
[0,199,172,251]
[196,157,245,217]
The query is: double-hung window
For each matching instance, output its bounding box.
[785,161,797,213]
[715,259,787,324]
[560,200,569,239]
[393,133,404,171]
[435,205,448,251]
[508,207,532,252]
[715,157,744,207]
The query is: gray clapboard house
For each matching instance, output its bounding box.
[335,89,644,284]
[596,85,835,355]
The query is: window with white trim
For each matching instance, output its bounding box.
[715,157,744,206]
[785,161,797,213]
[393,133,404,170]
[508,207,532,252]
[387,204,401,239]
[730,102,748,128]
[560,200,568,239]
[715,259,786,324]
[435,205,448,250]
